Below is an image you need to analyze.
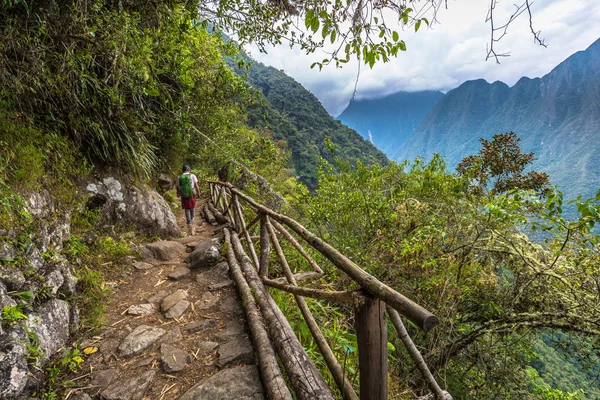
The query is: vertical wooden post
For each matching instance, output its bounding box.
[259,214,271,278]
[354,294,388,400]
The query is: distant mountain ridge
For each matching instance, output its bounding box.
[337,90,444,156]
[396,38,600,200]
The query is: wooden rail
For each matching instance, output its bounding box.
[207,181,452,400]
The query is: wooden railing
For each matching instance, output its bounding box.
[206,181,452,400]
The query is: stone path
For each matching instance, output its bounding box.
[68,203,265,400]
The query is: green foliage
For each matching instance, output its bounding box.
[237,58,388,188]
[1,305,28,326]
[457,132,550,194]
[296,153,600,398]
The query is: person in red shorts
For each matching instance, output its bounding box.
[177,165,200,236]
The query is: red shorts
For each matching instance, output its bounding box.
[181,195,196,209]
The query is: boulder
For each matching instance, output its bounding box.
[187,240,220,269]
[27,299,71,358]
[143,241,185,261]
[118,325,166,357]
[86,176,179,238]
[100,370,156,400]
[0,326,29,398]
[160,344,188,372]
[179,365,264,400]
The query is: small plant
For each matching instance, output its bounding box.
[1,305,28,326]
[25,330,44,366]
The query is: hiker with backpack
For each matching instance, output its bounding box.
[177,165,200,236]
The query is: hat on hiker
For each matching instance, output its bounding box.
[182,165,191,172]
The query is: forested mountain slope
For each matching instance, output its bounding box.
[397,38,600,200]
[231,60,389,187]
[337,90,444,156]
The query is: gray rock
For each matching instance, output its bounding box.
[127,304,155,316]
[100,370,156,400]
[86,176,179,238]
[0,281,17,309]
[133,261,154,270]
[118,325,166,356]
[0,326,29,398]
[217,335,254,367]
[196,341,219,358]
[179,365,264,400]
[160,344,188,372]
[28,299,71,358]
[99,339,120,355]
[194,292,219,311]
[133,356,155,368]
[187,240,220,269]
[143,241,185,261]
[168,266,190,280]
[183,319,218,333]
[218,296,243,315]
[164,299,190,319]
[147,290,169,304]
[59,263,78,297]
[215,321,245,341]
[44,269,64,295]
[90,368,118,389]
[158,327,182,344]
[195,262,229,284]
[160,289,188,311]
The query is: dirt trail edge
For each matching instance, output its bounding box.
[69,200,265,400]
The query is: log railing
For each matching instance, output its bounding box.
[207,181,452,400]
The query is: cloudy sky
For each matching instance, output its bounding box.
[245,0,600,116]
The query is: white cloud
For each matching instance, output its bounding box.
[244,0,600,116]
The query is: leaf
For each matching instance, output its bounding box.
[387,342,396,352]
[83,347,98,355]
[399,40,407,51]
[305,9,314,30]
[415,20,422,32]
[330,29,336,44]
[392,31,399,42]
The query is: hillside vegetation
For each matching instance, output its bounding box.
[1,2,600,399]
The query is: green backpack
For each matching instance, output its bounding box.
[179,174,194,199]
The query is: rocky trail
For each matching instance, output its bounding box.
[67,202,264,400]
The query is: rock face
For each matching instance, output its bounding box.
[28,299,72,358]
[86,176,179,238]
[0,326,29,398]
[118,325,166,357]
[187,240,220,269]
[179,365,264,400]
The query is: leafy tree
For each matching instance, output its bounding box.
[199,0,544,68]
[299,153,600,398]
[457,132,550,194]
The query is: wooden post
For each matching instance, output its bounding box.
[354,294,388,400]
[259,214,271,278]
